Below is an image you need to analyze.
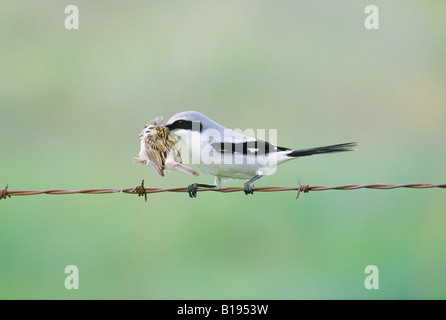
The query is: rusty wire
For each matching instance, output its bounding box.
[1,181,445,202]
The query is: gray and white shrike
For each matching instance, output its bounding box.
[165,111,356,198]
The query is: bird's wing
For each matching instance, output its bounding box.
[203,127,257,144]
[144,143,166,177]
[211,139,290,156]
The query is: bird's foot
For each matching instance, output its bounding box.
[187,183,216,198]
[243,183,254,195]
[243,175,262,196]
[187,183,199,198]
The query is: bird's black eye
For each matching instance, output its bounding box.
[166,119,202,132]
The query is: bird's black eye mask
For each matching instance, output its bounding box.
[166,120,203,132]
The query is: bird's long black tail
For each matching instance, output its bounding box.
[287,142,357,158]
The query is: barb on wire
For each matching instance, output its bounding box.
[132,179,148,202]
[1,184,10,200]
[1,182,445,202]
[295,179,310,199]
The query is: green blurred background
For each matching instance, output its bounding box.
[1,0,445,299]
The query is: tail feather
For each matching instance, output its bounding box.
[170,163,200,177]
[287,142,357,158]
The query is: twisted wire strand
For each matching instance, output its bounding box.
[1,182,445,202]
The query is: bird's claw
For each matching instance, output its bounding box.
[187,183,198,198]
[243,183,254,195]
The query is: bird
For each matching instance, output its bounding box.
[165,111,357,198]
[135,116,199,177]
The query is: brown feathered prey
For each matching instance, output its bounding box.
[135,116,199,177]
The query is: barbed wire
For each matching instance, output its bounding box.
[1,181,445,202]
